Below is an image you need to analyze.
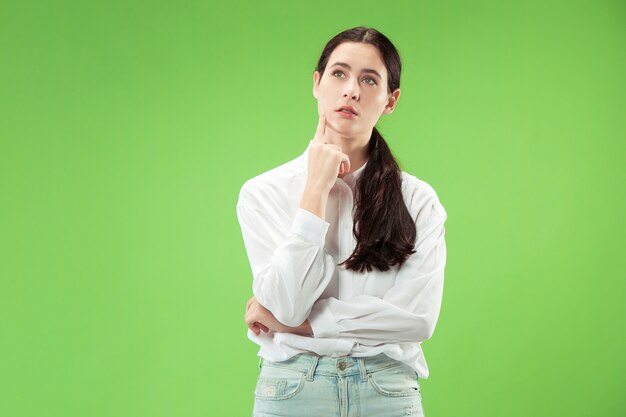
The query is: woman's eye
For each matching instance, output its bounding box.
[333,70,377,85]
[364,77,377,85]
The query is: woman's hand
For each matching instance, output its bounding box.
[299,114,350,219]
[245,296,289,335]
[306,114,351,193]
[244,296,314,337]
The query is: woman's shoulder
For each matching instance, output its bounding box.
[237,154,307,208]
[399,170,447,222]
[400,170,440,200]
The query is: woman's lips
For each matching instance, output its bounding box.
[336,109,357,119]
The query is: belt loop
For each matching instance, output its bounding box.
[258,356,264,369]
[357,357,367,382]
[306,354,320,381]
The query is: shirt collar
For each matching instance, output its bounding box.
[300,140,368,189]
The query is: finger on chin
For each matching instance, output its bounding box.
[314,114,327,144]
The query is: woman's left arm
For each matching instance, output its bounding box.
[307,195,447,344]
[245,295,314,336]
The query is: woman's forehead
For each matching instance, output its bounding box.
[328,42,386,74]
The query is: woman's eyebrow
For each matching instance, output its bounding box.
[329,62,382,79]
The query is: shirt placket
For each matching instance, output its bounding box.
[336,181,356,300]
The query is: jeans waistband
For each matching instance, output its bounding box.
[258,353,410,383]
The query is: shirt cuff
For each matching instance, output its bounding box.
[289,208,330,246]
[308,298,340,338]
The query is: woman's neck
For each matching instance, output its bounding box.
[324,128,370,178]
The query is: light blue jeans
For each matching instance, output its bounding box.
[252,352,425,417]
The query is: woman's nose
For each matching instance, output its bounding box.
[343,80,360,100]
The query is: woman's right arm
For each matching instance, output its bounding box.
[237,114,350,328]
[237,192,335,328]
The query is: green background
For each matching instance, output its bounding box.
[1,0,624,416]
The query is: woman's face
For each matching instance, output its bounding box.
[313,42,400,138]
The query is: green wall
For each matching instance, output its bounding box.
[1,0,624,416]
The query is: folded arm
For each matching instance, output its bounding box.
[308,194,447,344]
[237,187,337,327]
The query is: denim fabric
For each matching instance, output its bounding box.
[252,353,424,417]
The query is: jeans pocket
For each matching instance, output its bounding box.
[367,364,421,397]
[254,364,307,401]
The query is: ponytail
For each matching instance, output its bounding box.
[338,127,417,273]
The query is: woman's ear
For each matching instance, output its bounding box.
[313,71,320,99]
[384,88,401,114]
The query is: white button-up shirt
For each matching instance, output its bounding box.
[236,140,448,378]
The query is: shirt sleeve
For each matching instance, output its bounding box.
[307,193,447,344]
[236,187,338,327]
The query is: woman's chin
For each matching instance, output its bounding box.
[328,117,358,132]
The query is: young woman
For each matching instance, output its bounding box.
[237,26,447,417]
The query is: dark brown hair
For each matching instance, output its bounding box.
[315,26,417,273]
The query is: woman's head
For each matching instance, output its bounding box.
[313,28,402,141]
[312,27,417,273]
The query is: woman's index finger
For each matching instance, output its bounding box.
[313,113,327,144]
